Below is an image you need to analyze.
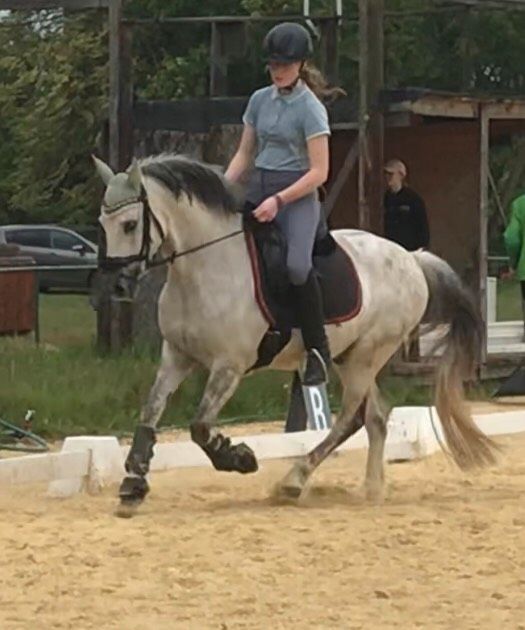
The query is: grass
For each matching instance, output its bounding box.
[497,278,523,321]
[0,295,323,438]
[1,287,507,440]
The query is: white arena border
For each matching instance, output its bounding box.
[0,407,524,498]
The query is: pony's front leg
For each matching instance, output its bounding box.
[117,342,195,516]
[190,364,258,474]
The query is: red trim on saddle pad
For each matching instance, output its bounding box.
[245,231,362,327]
[245,231,277,327]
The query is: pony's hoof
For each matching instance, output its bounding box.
[275,462,309,500]
[364,481,385,505]
[234,442,259,474]
[116,475,149,517]
[115,499,140,519]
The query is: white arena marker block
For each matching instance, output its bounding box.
[48,436,124,498]
[385,406,441,462]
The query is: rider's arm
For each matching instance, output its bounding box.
[225,125,256,183]
[276,134,329,205]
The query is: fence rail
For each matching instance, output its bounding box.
[0,265,97,273]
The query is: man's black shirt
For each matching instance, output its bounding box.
[383,186,430,251]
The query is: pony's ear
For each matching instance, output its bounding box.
[92,155,114,185]
[127,158,142,193]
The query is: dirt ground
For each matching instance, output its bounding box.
[1,425,525,630]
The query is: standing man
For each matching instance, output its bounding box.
[503,192,525,339]
[383,159,430,251]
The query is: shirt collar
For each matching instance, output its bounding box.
[270,79,307,102]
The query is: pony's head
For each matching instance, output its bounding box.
[94,155,163,269]
[94,154,243,272]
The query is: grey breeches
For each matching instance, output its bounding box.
[246,168,320,286]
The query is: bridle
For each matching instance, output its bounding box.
[100,186,243,271]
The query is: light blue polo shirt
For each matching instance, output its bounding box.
[243,81,331,171]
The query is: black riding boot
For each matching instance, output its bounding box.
[292,270,331,386]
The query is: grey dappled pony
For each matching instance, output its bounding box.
[94,154,499,517]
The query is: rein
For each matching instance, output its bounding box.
[147,228,244,269]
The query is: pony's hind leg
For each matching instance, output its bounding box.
[277,339,399,500]
[117,342,195,516]
[364,384,389,503]
[276,400,367,499]
[190,363,258,474]
[276,342,375,499]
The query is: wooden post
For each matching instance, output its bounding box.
[366,0,384,236]
[358,0,370,231]
[108,0,133,171]
[460,6,474,91]
[358,0,385,233]
[209,21,228,97]
[110,296,134,353]
[320,17,339,86]
[479,104,490,364]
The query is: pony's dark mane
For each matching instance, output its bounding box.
[140,155,241,215]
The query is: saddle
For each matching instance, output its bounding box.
[243,212,362,369]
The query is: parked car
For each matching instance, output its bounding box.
[0,224,98,292]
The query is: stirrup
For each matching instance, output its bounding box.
[301,349,329,386]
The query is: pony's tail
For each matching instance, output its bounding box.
[413,250,501,470]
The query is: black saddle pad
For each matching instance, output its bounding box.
[244,217,362,332]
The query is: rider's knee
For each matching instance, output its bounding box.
[287,257,311,286]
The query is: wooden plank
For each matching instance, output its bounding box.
[410,97,478,118]
[484,101,525,119]
[133,96,358,133]
[122,14,354,26]
[324,138,358,218]
[0,451,90,486]
[4,0,108,8]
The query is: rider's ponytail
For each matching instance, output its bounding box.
[300,61,346,103]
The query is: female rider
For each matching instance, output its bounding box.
[225,22,340,385]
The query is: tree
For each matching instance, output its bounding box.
[0,11,107,225]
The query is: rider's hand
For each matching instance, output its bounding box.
[253,196,280,223]
[501,266,515,280]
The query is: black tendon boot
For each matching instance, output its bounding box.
[292,270,331,385]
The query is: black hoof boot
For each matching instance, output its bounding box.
[116,476,150,518]
[202,433,259,474]
[231,442,259,473]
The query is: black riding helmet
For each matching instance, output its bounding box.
[263,22,313,63]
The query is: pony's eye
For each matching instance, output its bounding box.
[123,220,138,234]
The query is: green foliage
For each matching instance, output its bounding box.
[0,11,107,226]
[2,2,525,227]
[136,45,209,100]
